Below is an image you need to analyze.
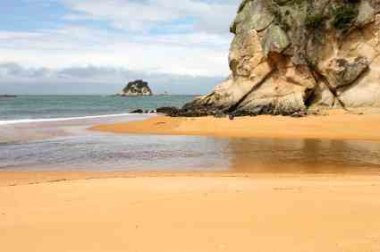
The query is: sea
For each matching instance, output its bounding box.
[1,95,380,173]
[0,95,192,122]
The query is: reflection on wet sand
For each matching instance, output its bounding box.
[1,115,380,174]
[226,138,380,174]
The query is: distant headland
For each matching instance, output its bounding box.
[0,95,17,98]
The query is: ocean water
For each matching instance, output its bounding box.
[0,95,230,172]
[0,95,194,122]
[1,95,380,173]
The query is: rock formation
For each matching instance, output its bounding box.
[177,0,380,117]
[120,80,153,96]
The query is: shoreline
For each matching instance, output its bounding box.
[91,109,380,142]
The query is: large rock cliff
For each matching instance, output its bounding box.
[179,0,380,117]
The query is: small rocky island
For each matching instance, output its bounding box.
[119,80,153,96]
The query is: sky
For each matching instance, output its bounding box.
[0,0,241,95]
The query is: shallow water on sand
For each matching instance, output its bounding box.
[1,115,380,174]
[0,115,228,172]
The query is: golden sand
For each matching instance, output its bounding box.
[92,110,380,141]
[1,173,380,252]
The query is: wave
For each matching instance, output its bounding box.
[0,113,143,126]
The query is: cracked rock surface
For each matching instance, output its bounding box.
[177,0,380,117]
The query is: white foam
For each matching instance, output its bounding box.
[0,113,142,126]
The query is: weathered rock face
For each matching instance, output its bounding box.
[121,80,153,96]
[180,0,380,117]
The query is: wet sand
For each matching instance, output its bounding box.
[1,172,380,252]
[92,110,380,141]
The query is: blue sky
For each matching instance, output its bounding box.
[0,0,240,94]
[0,0,67,31]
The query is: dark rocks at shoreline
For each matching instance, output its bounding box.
[129,104,309,118]
[132,103,308,118]
[155,106,210,117]
[131,109,144,114]
[131,106,308,120]
[131,109,156,114]
[156,106,227,118]
[156,107,179,115]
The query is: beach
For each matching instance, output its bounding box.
[92,109,380,141]
[3,0,380,249]
[4,0,380,249]
[1,111,380,251]
[1,173,380,251]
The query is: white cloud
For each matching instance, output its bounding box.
[0,26,231,77]
[0,0,242,93]
[63,0,240,34]
[0,63,223,95]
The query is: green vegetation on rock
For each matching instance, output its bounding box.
[179,0,380,117]
[305,13,325,29]
[332,4,359,30]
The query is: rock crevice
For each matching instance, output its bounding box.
[177,0,380,117]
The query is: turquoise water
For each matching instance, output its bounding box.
[0,95,194,121]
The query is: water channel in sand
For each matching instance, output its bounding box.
[1,115,380,174]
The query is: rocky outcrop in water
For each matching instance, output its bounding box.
[120,80,153,96]
[178,0,380,117]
